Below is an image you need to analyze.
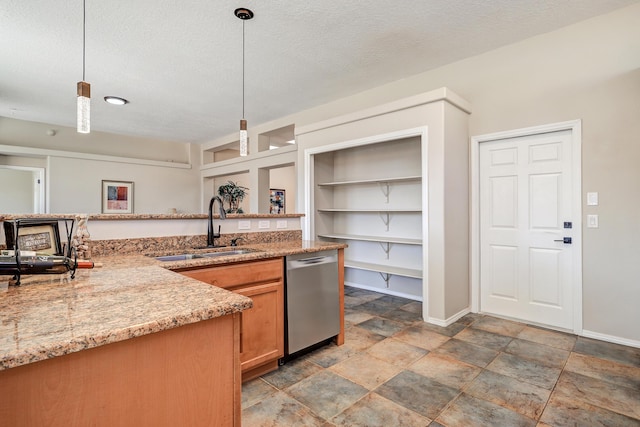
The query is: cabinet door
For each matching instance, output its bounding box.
[235,280,284,372]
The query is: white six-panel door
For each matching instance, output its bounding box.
[479,130,575,330]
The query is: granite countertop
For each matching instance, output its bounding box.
[0,240,346,371]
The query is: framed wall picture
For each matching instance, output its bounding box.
[270,189,285,214]
[102,180,134,214]
[3,220,62,255]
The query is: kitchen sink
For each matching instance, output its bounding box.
[154,249,259,262]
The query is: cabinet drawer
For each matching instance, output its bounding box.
[179,258,283,289]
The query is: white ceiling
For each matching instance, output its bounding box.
[1,0,636,144]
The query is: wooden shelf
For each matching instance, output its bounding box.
[345,260,422,279]
[317,175,421,187]
[317,208,421,213]
[318,233,422,245]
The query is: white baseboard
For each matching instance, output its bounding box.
[427,307,471,327]
[345,282,422,302]
[582,329,640,349]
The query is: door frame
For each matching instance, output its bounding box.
[470,120,583,334]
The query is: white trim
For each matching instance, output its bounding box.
[427,307,471,327]
[0,144,192,169]
[296,87,471,136]
[345,282,422,302]
[582,330,640,349]
[470,119,583,334]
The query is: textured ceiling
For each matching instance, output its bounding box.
[1,0,637,143]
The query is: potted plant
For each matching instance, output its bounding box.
[217,181,249,213]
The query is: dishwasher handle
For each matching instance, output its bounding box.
[287,254,337,270]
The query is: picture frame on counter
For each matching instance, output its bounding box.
[269,189,285,214]
[3,220,62,255]
[102,180,134,214]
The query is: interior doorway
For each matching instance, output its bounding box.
[0,165,45,214]
[471,120,582,333]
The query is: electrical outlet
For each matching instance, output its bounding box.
[258,220,270,229]
[276,220,287,229]
[238,220,251,230]
[587,192,599,206]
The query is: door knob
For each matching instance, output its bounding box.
[554,237,572,244]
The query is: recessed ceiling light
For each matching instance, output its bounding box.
[104,96,129,105]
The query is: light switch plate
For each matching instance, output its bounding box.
[587,214,599,228]
[258,220,270,229]
[238,220,251,230]
[276,220,287,229]
[587,192,599,206]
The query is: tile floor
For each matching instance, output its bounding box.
[241,287,640,426]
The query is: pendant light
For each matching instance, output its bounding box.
[77,0,90,133]
[235,7,253,156]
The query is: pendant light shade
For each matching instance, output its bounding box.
[235,8,253,156]
[77,81,90,133]
[77,0,90,134]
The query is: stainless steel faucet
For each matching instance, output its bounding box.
[207,196,226,247]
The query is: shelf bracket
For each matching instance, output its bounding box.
[378,212,391,231]
[378,182,390,204]
[379,242,391,259]
[378,272,391,288]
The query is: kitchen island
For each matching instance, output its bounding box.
[0,240,345,426]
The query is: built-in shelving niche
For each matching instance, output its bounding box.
[313,135,424,301]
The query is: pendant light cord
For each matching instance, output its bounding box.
[82,0,86,81]
[242,19,245,120]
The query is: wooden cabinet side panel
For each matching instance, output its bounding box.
[0,315,240,427]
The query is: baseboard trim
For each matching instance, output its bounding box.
[582,329,640,349]
[344,282,422,302]
[427,307,471,327]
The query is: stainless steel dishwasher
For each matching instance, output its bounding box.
[283,249,340,361]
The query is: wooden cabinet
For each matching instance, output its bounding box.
[179,258,284,381]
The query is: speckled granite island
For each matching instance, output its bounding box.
[0,240,346,427]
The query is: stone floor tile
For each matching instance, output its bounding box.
[287,370,369,420]
[380,307,423,325]
[344,287,383,301]
[262,357,324,390]
[329,353,401,390]
[413,320,468,337]
[432,338,499,368]
[504,338,571,369]
[343,308,375,327]
[409,353,481,389]
[455,312,484,326]
[376,370,460,419]
[392,325,450,350]
[305,342,358,368]
[242,390,327,426]
[574,336,640,368]
[366,338,429,368]
[357,316,406,337]
[330,392,431,427]
[553,370,640,419]
[376,294,415,307]
[487,353,562,390]
[454,326,513,351]
[540,392,640,427]
[354,299,399,316]
[465,370,551,420]
[242,378,278,409]
[436,393,537,427]
[344,325,387,350]
[399,301,422,314]
[564,352,640,391]
[471,316,526,337]
[517,325,577,351]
